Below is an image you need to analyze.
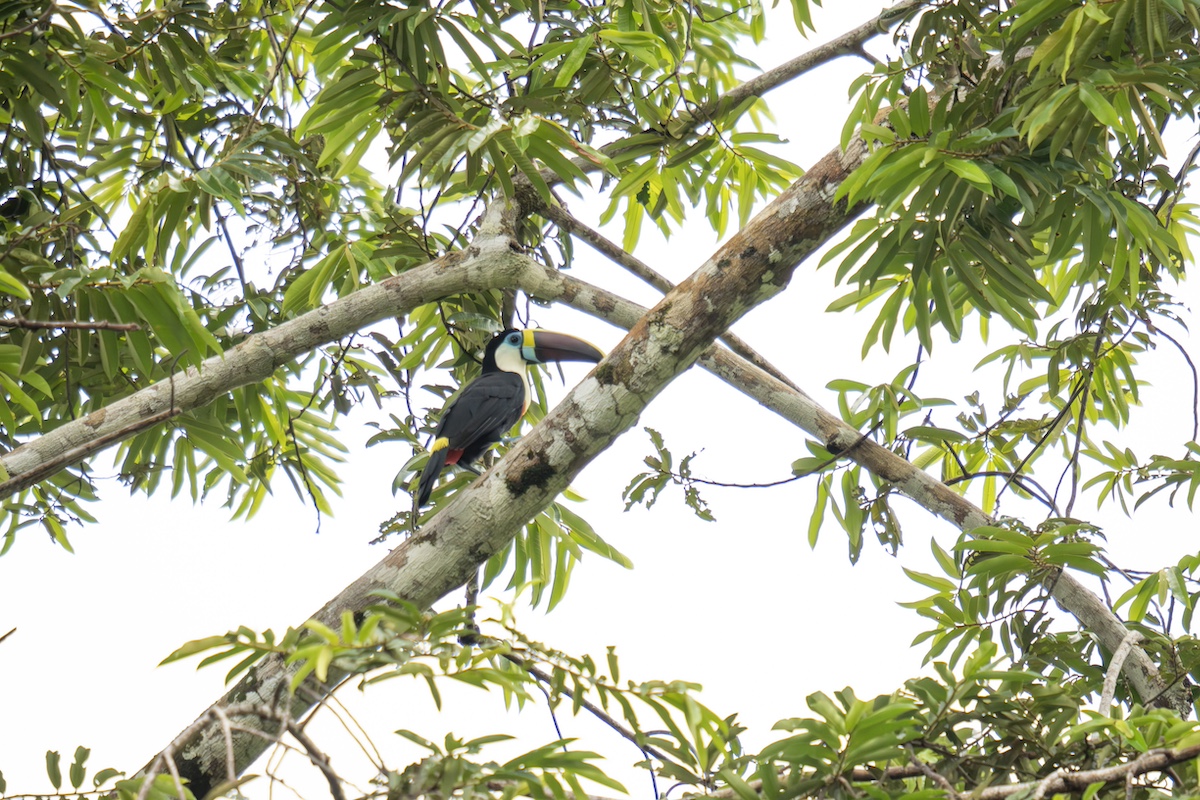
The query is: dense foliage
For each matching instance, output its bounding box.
[5,0,1200,797]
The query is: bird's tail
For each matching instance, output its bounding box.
[417,446,449,507]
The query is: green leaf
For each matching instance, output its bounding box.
[1078,83,1122,128]
[0,269,30,299]
[555,37,593,88]
[46,750,62,790]
[70,746,90,790]
[945,159,993,193]
[92,768,122,788]
[598,30,667,69]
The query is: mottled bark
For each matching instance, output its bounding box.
[161,130,871,798]
[0,226,527,498]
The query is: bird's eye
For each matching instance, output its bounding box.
[507,332,521,345]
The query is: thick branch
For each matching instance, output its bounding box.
[521,266,1187,714]
[0,208,525,498]
[513,174,1188,715]
[975,745,1200,799]
[132,122,1186,790]
[543,203,802,391]
[150,115,870,799]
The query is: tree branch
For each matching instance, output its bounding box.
[701,744,1200,800]
[119,130,1185,796]
[974,745,1200,800]
[533,0,918,187]
[284,718,347,800]
[512,206,1188,715]
[542,203,803,392]
[0,203,527,498]
[677,0,923,134]
[0,318,141,331]
[510,654,672,765]
[146,114,871,798]
[0,2,56,41]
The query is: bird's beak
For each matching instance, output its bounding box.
[522,330,605,364]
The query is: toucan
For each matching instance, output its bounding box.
[416,328,605,507]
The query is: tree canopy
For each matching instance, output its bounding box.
[4,0,1200,798]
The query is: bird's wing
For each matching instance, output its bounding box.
[434,371,526,453]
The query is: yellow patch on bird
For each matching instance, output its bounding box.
[523,329,536,349]
[431,437,450,452]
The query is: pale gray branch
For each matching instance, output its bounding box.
[0,318,141,331]
[976,745,1200,799]
[543,202,802,391]
[1100,630,1145,714]
[150,108,869,798]
[0,225,527,499]
[680,0,924,133]
[700,744,1200,799]
[514,161,1187,715]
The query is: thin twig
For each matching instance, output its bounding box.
[994,378,1089,506]
[0,2,56,41]
[284,719,347,800]
[175,129,249,291]
[0,318,141,331]
[507,654,671,765]
[905,744,961,800]
[1156,327,1199,441]
[1153,135,1200,218]
[945,470,1059,515]
[544,204,804,393]
[684,0,922,129]
[534,0,918,187]
[1059,324,1109,517]
[319,692,388,772]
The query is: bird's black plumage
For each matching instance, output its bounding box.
[416,371,525,506]
[415,327,604,508]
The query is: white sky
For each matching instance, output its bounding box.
[3,0,1200,797]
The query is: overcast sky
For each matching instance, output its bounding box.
[3,1,1200,797]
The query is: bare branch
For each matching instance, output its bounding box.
[680,0,923,133]
[543,203,803,392]
[284,719,347,800]
[1157,327,1199,441]
[0,3,56,41]
[1100,630,1144,714]
[516,232,1188,715]
[0,214,527,498]
[541,203,672,292]
[511,654,672,765]
[905,744,961,800]
[0,318,141,331]
[976,745,1200,800]
[533,0,917,187]
[149,114,870,798]
[699,744,1200,799]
